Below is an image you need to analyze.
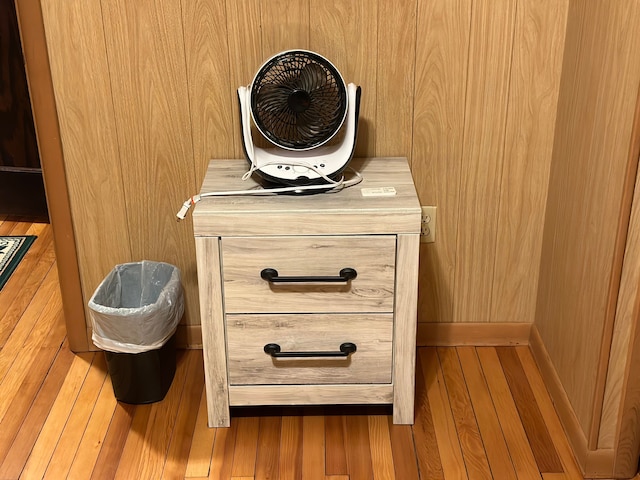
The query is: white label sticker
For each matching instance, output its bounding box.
[360,187,397,197]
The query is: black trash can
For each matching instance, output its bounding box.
[88,261,184,404]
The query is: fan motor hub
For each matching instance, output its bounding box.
[288,89,312,113]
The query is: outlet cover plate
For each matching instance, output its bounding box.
[421,206,436,243]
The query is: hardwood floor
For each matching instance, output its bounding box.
[0,218,586,479]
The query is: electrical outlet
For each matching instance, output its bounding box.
[421,206,436,243]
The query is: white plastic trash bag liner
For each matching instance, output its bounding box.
[88,261,184,354]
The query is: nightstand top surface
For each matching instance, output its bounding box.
[193,157,421,236]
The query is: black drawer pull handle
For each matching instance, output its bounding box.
[260,267,357,283]
[263,342,357,358]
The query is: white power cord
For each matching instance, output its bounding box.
[176,164,363,221]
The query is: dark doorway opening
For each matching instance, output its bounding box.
[0,0,48,222]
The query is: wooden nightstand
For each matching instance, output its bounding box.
[193,157,421,427]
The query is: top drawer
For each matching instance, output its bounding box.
[221,236,396,313]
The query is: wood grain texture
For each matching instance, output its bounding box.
[457,346,518,480]
[225,0,262,159]
[490,0,568,325]
[413,354,444,479]
[221,236,396,314]
[454,0,517,323]
[421,348,467,479]
[43,353,108,480]
[302,414,325,480]
[325,415,347,475]
[14,0,87,351]
[39,0,132,331]
[517,346,584,480]
[19,352,94,480]
[255,416,282,480]
[226,314,393,385]
[279,415,303,480]
[600,71,640,451]
[181,0,235,182]
[228,384,393,407]
[496,346,563,473]
[0,255,581,480]
[195,236,229,427]
[417,322,531,346]
[534,0,640,441]
[261,0,309,55]
[309,0,377,158]
[100,0,198,327]
[376,0,416,160]
[393,234,419,424]
[437,347,492,479]
[412,0,471,324]
[475,347,542,480]
[185,389,217,477]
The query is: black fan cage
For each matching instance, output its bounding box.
[251,51,347,150]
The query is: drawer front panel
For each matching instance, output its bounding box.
[221,236,396,313]
[226,314,393,385]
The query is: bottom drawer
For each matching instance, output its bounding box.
[226,314,393,385]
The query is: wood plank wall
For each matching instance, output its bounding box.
[39,0,568,344]
[535,0,640,452]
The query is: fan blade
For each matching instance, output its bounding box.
[298,62,328,92]
[256,84,291,114]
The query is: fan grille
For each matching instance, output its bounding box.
[251,51,347,150]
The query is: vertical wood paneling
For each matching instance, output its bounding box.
[39,0,132,321]
[226,0,263,159]
[309,0,378,157]
[490,0,568,324]
[535,0,640,439]
[261,0,309,54]
[376,0,416,160]
[40,0,574,341]
[412,0,471,323]
[454,0,517,323]
[100,0,198,324]
[181,0,235,182]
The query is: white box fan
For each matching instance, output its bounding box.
[238,50,361,187]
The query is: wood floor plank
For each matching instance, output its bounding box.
[185,386,217,477]
[162,350,206,479]
[0,303,63,427]
[0,260,58,386]
[279,415,303,480]
[388,418,420,480]
[0,223,54,346]
[134,350,193,480]
[438,347,493,480]
[412,350,443,479]
[368,415,395,479]
[516,347,583,480]
[457,347,517,480]
[16,351,95,480]
[209,419,239,480]
[0,343,59,454]
[0,342,75,478]
[303,414,325,480]
[43,353,108,479]
[325,414,348,475]
[496,347,564,473]
[255,416,282,480]
[112,403,153,480]
[421,348,468,479]
[0,225,590,480]
[67,372,118,479]
[231,416,260,477]
[344,415,374,480]
[90,402,137,480]
[476,347,542,480]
